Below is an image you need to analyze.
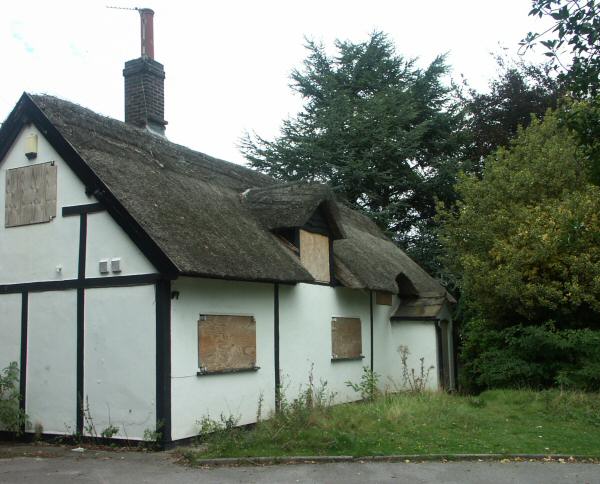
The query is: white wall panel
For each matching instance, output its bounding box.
[387,321,439,390]
[85,285,156,440]
[0,293,21,371]
[170,278,275,441]
[26,290,77,435]
[86,212,155,278]
[0,293,22,431]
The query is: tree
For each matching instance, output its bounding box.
[241,32,464,272]
[458,57,561,176]
[440,108,600,329]
[521,0,600,96]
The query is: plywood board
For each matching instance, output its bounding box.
[376,291,393,306]
[198,315,256,372]
[331,317,362,359]
[5,162,57,227]
[299,229,330,283]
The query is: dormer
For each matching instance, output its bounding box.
[241,182,345,284]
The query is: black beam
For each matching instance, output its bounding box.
[19,291,28,433]
[0,274,163,295]
[76,288,84,435]
[274,283,280,411]
[370,290,374,371]
[62,203,105,217]
[155,279,171,447]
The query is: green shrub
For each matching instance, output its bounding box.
[0,362,28,434]
[460,320,600,392]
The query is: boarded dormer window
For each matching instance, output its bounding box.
[5,162,57,227]
[299,229,330,283]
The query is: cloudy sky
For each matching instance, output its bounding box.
[2,1,552,164]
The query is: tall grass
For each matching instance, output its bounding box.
[183,389,600,460]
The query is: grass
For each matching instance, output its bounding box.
[182,389,600,461]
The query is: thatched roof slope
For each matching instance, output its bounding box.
[21,94,452,301]
[334,204,452,298]
[31,94,312,283]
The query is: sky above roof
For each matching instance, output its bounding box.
[2,0,552,165]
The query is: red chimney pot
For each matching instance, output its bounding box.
[139,8,154,59]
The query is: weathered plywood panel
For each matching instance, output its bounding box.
[376,291,393,306]
[299,229,330,283]
[5,162,57,227]
[198,315,256,372]
[331,317,362,359]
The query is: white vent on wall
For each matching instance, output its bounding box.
[99,260,109,274]
[111,258,122,273]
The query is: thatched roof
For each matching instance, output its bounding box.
[391,296,448,320]
[7,94,451,300]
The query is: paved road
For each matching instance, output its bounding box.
[0,447,599,483]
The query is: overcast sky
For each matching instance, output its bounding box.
[2,1,552,165]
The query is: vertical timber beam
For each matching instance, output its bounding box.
[369,290,374,371]
[76,213,87,435]
[155,279,171,446]
[274,283,280,411]
[19,291,28,433]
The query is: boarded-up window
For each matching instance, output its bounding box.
[5,162,57,228]
[376,291,393,306]
[198,314,256,373]
[331,317,362,360]
[299,229,330,283]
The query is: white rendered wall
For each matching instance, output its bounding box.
[26,290,77,435]
[385,321,439,391]
[0,293,21,371]
[0,293,21,431]
[170,278,276,441]
[84,285,156,440]
[0,126,93,284]
[371,293,400,392]
[278,284,371,404]
[86,212,156,278]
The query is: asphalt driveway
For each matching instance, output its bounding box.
[0,444,599,483]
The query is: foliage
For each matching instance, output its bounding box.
[195,368,335,456]
[439,108,600,328]
[0,362,27,434]
[143,420,164,450]
[460,320,600,393]
[241,32,464,271]
[398,345,435,393]
[521,0,600,96]
[180,389,600,460]
[100,425,120,439]
[346,366,380,401]
[558,96,600,184]
[458,56,561,176]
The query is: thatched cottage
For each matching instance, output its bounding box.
[0,10,454,446]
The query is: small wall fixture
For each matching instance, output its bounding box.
[25,134,38,160]
[99,259,109,274]
[110,258,122,273]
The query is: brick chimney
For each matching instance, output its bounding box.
[123,8,167,136]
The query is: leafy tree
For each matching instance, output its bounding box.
[459,57,561,176]
[241,32,464,271]
[521,0,600,95]
[439,108,600,329]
